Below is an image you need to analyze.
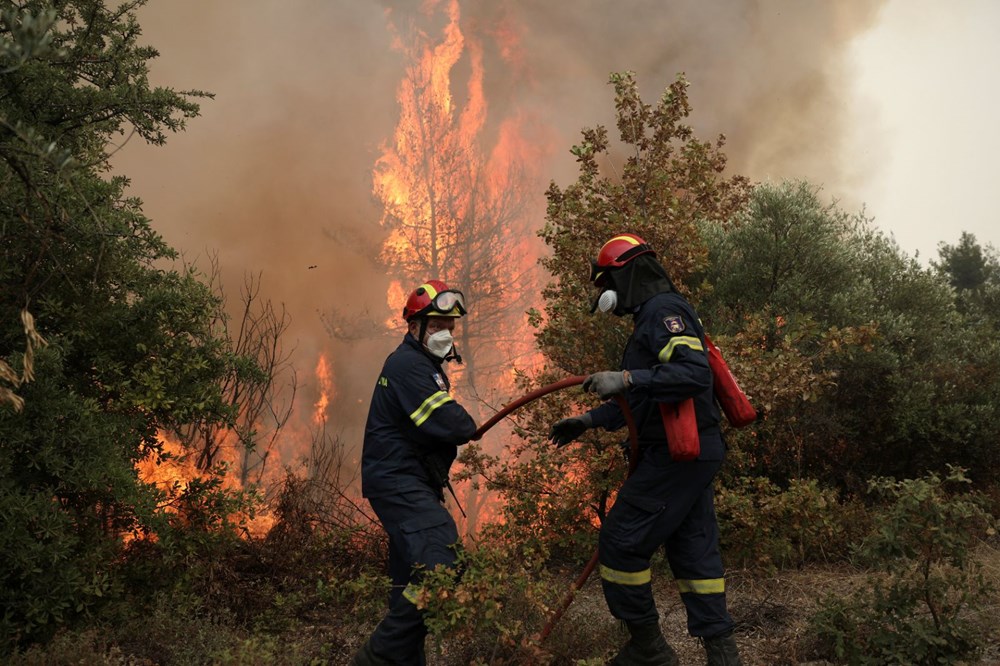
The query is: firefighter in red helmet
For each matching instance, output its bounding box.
[351,280,476,666]
[549,234,743,666]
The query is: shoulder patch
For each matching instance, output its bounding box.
[663,315,686,334]
[432,372,448,392]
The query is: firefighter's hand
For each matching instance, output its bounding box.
[549,413,592,448]
[583,370,630,399]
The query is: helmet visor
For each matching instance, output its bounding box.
[432,290,466,316]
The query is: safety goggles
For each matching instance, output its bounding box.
[428,289,467,316]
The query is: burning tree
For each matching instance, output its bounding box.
[372,0,542,394]
[364,0,545,533]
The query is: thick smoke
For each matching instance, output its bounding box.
[114,0,887,469]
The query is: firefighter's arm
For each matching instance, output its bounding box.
[586,400,626,431]
[394,365,477,446]
[626,310,711,402]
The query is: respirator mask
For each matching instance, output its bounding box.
[595,289,618,314]
[425,329,454,359]
[591,269,622,315]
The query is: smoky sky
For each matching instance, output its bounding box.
[113,0,886,460]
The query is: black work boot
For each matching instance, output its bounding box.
[703,629,743,666]
[609,621,680,666]
[348,640,394,666]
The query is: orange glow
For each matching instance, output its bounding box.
[136,432,199,497]
[313,353,334,426]
[134,349,344,541]
[135,431,276,539]
[386,280,406,328]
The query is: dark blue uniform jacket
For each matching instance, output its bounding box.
[362,333,477,498]
[587,291,724,460]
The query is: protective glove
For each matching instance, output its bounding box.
[548,412,593,448]
[582,370,631,399]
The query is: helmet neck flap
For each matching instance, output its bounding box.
[593,254,676,315]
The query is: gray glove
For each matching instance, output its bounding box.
[583,370,630,399]
[549,412,593,448]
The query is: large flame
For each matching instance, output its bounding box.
[386,280,407,328]
[373,0,490,277]
[135,430,276,538]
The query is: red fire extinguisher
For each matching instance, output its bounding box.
[659,400,700,461]
[705,334,757,428]
[658,333,757,460]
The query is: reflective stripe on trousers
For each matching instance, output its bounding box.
[598,455,734,637]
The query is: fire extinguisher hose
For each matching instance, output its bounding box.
[470,375,640,644]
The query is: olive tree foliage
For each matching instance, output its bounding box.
[934,231,1000,326]
[697,181,1000,488]
[459,72,751,553]
[0,1,257,649]
[697,181,869,327]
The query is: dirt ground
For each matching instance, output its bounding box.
[540,560,1000,666]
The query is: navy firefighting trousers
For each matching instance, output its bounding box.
[366,488,459,662]
[599,444,734,637]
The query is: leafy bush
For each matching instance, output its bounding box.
[698,183,1000,491]
[0,0,237,653]
[716,476,867,570]
[809,467,995,665]
[4,468,388,664]
[0,348,134,646]
[458,425,620,563]
[411,540,562,663]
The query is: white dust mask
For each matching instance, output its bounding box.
[425,329,454,359]
[597,290,618,314]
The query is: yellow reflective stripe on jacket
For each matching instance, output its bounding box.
[676,578,725,594]
[657,335,704,363]
[410,390,452,427]
[599,564,651,586]
[402,583,420,605]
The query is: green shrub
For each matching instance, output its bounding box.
[6,627,152,666]
[0,348,133,648]
[717,476,865,570]
[406,540,562,663]
[809,467,995,665]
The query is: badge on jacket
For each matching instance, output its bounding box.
[663,315,686,333]
[432,373,448,391]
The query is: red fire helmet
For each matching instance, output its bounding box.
[402,280,467,321]
[590,233,656,285]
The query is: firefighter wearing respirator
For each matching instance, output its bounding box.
[351,280,477,666]
[549,234,743,666]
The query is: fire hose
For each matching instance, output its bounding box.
[469,376,639,643]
